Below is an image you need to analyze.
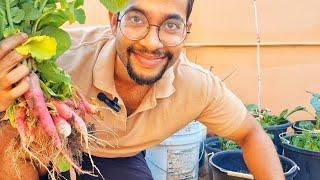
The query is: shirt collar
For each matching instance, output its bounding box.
[93,38,117,96]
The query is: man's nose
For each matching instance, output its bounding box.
[139,26,164,51]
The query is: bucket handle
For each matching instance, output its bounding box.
[223,163,299,179]
[284,164,300,176]
[279,132,290,144]
[146,141,205,174]
[226,171,254,179]
[274,132,301,175]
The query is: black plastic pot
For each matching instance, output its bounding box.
[281,133,320,180]
[205,136,222,155]
[292,120,316,133]
[263,120,291,154]
[209,150,299,180]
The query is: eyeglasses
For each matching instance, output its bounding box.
[117,11,190,47]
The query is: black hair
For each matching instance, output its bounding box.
[186,0,194,21]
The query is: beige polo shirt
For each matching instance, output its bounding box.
[56,26,247,158]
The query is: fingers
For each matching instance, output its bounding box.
[9,77,30,99]
[0,64,30,90]
[0,50,28,76]
[0,33,28,60]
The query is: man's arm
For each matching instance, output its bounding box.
[0,124,39,180]
[227,112,284,180]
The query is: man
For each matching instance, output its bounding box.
[0,0,284,179]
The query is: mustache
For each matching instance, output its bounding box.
[127,46,173,59]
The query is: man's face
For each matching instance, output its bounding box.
[111,0,190,85]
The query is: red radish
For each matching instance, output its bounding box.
[63,98,77,109]
[52,100,89,147]
[52,115,72,139]
[24,72,62,148]
[52,100,73,120]
[76,89,97,114]
[14,107,28,143]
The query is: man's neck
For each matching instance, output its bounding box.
[114,55,151,115]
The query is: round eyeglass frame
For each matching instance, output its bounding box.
[116,11,191,47]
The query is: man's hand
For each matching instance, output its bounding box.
[0,33,30,112]
[227,112,285,180]
[0,33,38,179]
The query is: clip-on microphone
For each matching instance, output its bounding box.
[97,92,121,112]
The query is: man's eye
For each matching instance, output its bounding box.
[130,16,143,24]
[165,23,180,31]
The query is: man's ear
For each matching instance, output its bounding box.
[108,12,118,35]
[186,20,192,34]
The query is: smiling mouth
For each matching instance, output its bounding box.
[132,51,167,68]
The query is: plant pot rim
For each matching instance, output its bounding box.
[209,150,299,178]
[263,120,291,131]
[292,120,317,132]
[280,132,320,156]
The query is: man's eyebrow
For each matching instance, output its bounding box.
[121,6,185,22]
[163,14,184,22]
[121,6,146,16]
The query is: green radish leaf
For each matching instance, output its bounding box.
[16,35,57,61]
[21,3,41,21]
[40,26,71,60]
[99,0,129,13]
[6,104,16,128]
[11,7,25,23]
[0,9,6,39]
[59,0,68,9]
[37,10,68,29]
[20,20,32,34]
[10,0,19,7]
[54,156,70,173]
[74,0,84,8]
[3,27,19,38]
[74,8,85,24]
[37,61,71,84]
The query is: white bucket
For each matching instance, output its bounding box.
[146,121,204,180]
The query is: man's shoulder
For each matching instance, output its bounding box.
[176,55,213,85]
[63,25,113,49]
[174,55,214,95]
[56,26,112,72]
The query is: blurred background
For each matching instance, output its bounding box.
[68,0,320,121]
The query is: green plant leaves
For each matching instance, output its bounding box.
[6,103,16,128]
[74,8,85,24]
[37,61,72,100]
[21,3,40,21]
[11,7,25,23]
[16,35,57,61]
[54,156,71,173]
[40,26,71,60]
[310,93,320,114]
[290,132,320,152]
[99,0,129,13]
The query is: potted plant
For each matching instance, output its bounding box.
[205,136,239,156]
[292,92,320,133]
[281,131,320,180]
[246,104,306,154]
[208,150,299,180]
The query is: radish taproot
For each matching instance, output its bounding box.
[24,72,62,148]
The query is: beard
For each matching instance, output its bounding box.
[126,46,173,85]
